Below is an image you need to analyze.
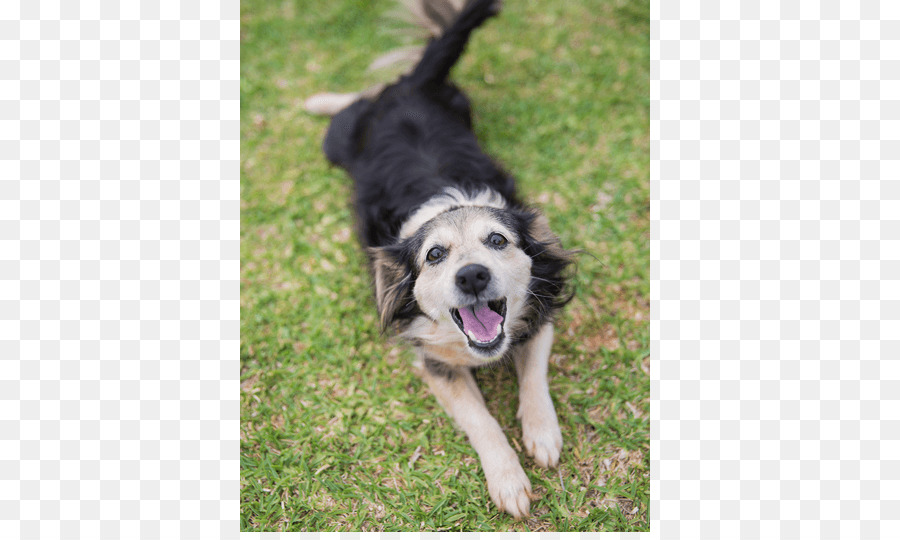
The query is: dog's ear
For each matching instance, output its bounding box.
[526,212,573,265]
[517,209,576,316]
[369,246,416,330]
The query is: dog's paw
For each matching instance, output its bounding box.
[522,411,563,468]
[485,460,533,518]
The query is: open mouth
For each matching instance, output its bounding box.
[450,298,507,353]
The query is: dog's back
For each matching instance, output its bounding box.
[320,0,518,248]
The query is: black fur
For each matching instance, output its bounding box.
[323,0,573,339]
[424,355,456,381]
[324,0,518,249]
[506,207,576,343]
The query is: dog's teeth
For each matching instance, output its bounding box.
[466,325,504,345]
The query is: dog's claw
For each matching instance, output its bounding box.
[522,412,563,469]
[486,461,532,518]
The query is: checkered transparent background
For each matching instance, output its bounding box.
[1,0,240,539]
[653,1,898,539]
[2,0,898,538]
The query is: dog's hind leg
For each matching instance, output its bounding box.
[420,355,533,518]
[514,323,563,468]
[322,98,373,167]
[305,83,384,117]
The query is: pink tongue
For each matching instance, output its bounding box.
[458,304,504,343]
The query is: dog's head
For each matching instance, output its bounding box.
[370,192,573,362]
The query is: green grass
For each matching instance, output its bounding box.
[241,0,649,531]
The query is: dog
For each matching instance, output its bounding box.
[306,0,574,518]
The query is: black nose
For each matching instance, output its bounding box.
[455,264,491,296]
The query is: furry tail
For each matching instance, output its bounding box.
[304,0,488,116]
[406,0,499,88]
[372,0,469,71]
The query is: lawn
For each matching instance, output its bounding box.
[240,0,649,531]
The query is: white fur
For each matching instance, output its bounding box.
[400,204,532,364]
[303,92,361,116]
[399,188,507,239]
[303,84,385,117]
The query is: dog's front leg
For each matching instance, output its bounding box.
[421,358,533,518]
[514,323,563,468]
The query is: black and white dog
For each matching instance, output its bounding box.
[306,0,573,517]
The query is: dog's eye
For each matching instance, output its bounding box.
[488,232,508,248]
[426,246,445,263]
